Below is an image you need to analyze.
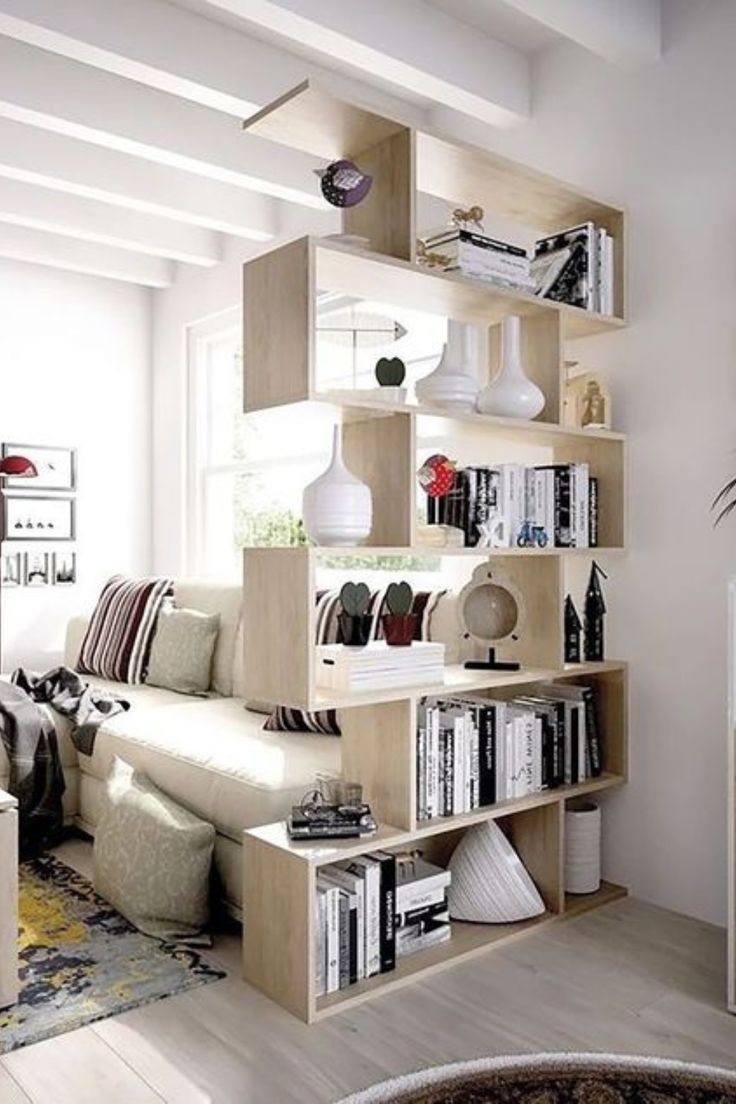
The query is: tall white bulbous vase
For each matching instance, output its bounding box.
[302,426,373,546]
[415,320,480,412]
[477,315,546,420]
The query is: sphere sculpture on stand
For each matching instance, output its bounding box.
[448,820,545,923]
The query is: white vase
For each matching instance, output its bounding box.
[302,425,372,546]
[415,321,480,412]
[448,820,546,923]
[477,315,545,420]
[564,803,601,895]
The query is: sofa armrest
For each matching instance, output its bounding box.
[64,615,90,670]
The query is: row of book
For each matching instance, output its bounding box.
[419,227,534,292]
[533,222,615,316]
[418,222,615,315]
[316,854,451,995]
[416,683,603,822]
[427,462,598,548]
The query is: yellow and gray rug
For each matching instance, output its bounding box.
[0,854,225,1053]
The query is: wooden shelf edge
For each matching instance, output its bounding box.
[564,880,628,918]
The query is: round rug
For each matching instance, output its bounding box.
[339,1052,736,1103]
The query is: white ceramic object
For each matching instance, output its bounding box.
[415,321,480,412]
[565,803,601,894]
[448,820,545,923]
[302,425,372,546]
[477,315,546,420]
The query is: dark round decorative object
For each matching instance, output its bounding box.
[375,357,406,387]
[317,159,373,208]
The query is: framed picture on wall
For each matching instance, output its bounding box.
[24,552,51,587]
[1,443,76,491]
[52,551,77,586]
[3,495,76,541]
[1,553,21,587]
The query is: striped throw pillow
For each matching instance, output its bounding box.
[263,587,446,736]
[78,575,173,685]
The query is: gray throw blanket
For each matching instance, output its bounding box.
[0,667,129,856]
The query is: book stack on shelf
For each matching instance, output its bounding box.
[316,640,445,692]
[533,223,614,315]
[417,683,603,821]
[427,462,598,548]
[316,853,454,996]
[418,227,534,291]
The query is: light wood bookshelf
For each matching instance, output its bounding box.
[240,82,630,1023]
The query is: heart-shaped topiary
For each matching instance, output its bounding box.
[340,581,370,617]
[386,581,413,616]
[375,356,406,387]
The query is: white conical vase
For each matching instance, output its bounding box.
[477,315,545,419]
[302,426,372,546]
[415,320,480,412]
[448,820,545,923]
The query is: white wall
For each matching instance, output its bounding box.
[0,258,152,670]
[152,0,736,926]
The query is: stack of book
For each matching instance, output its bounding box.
[316,851,396,996]
[316,641,445,692]
[416,683,603,821]
[427,462,598,548]
[533,223,614,314]
[419,227,534,292]
[396,857,451,957]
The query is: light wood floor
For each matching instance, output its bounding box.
[1,838,733,1104]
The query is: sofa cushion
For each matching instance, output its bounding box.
[94,756,215,942]
[146,606,220,696]
[76,697,341,843]
[78,575,173,684]
[174,580,242,697]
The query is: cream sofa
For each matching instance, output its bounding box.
[0,580,341,916]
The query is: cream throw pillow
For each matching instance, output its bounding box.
[146,606,220,695]
[93,757,216,943]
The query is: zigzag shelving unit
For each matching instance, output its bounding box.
[239,81,629,1023]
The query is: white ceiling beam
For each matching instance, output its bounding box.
[501,0,661,66]
[0,36,325,209]
[0,0,528,128]
[0,177,222,266]
[0,224,173,287]
[187,0,529,126]
[0,117,278,241]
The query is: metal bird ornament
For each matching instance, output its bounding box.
[315,160,373,208]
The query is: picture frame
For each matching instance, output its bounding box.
[2,494,76,541]
[1,552,21,587]
[24,552,51,587]
[52,551,77,586]
[1,443,77,491]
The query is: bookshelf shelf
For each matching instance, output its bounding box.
[240,83,630,1024]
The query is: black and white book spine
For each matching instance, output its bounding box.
[315,889,326,997]
[316,881,341,994]
[374,851,397,973]
[478,705,496,807]
[575,463,590,549]
[416,712,428,821]
[346,857,381,978]
[589,477,599,547]
[397,899,450,928]
[323,867,365,981]
[583,688,603,776]
[337,891,349,989]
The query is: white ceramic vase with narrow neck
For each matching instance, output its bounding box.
[477,315,545,420]
[415,320,480,412]
[302,425,373,546]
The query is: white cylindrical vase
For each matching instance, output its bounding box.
[477,315,546,420]
[302,425,372,546]
[415,320,480,412]
[564,802,601,895]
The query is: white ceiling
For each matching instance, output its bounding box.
[0,0,661,289]
[423,0,561,53]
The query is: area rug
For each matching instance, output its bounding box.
[0,854,225,1054]
[340,1053,736,1103]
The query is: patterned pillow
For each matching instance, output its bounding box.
[78,575,173,685]
[145,606,220,696]
[263,587,447,736]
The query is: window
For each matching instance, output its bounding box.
[187,301,465,592]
